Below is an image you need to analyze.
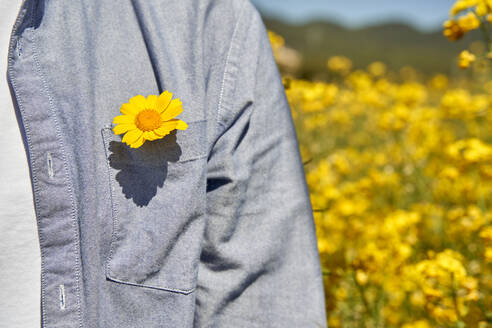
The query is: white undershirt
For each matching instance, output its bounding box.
[0,1,42,327]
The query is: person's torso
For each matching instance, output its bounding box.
[7,1,243,326]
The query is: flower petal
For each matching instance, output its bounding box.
[130,133,146,148]
[157,91,173,113]
[113,123,136,135]
[154,121,179,136]
[122,128,143,145]
[175,120,188,130]
[113,115,136,124]
[143,131,161,141]
[146,95,158,109]
[160,99,183,121]
[120,103,140,116]
[158,118,188,131]
[129,95,147,109]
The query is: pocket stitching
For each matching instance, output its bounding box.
[101,127,119,289]
[100,123,204,294]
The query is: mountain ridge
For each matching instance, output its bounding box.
[262,16,481,78]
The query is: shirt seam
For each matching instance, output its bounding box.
[215,0,248,140]
[7,3,47,327]
[29,5,85,328]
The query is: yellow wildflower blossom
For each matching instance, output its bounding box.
[479,226,492,241]
[401,320,432,328]
[443,19,464,41]
[446,138,492,163]
[450,0,476,15]
[485,247,492,262]
[355,269,369,285]
[368,61,387,77]
[428,74,449,90]
[476,0,492,16]
[458,11,481,32]
[112,91,188,148]
[458,50,476,69]
[451,0,492,16]
[267,30,285,51]
[327,55,352,75]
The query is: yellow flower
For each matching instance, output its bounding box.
[451,0,492,16]
[355,269,369,285]
[458,12,481,32]
[443,19,464,41]
[327,55,352,75]
[112,91,188,148]
[450,0,475,15]
[267,30,285,51]
[458,50,476,69]
[485,247,492,262]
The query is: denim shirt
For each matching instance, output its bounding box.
[6,0,327,327]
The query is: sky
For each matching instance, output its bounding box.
[250,0,455,32]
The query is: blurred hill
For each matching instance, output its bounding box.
[262,17,482,79]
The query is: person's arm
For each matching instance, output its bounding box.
[194,1,327,327]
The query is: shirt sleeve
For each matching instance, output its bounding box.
[194,1,328,327]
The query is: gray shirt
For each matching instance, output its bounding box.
[6,0,327,327]
[0,0,40,327]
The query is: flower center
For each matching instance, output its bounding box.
[135,109,161,131]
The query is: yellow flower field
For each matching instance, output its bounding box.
[268,2,492,325]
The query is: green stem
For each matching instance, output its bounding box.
[479,17,492,53]
[352,270,374,324]
[450,272,463,322]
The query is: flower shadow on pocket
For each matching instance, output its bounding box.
[105,130,182,207]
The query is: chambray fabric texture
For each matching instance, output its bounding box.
[6,0,327,327]
[0,0,41,327]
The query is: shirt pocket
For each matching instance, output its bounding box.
[100,119,207,294]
